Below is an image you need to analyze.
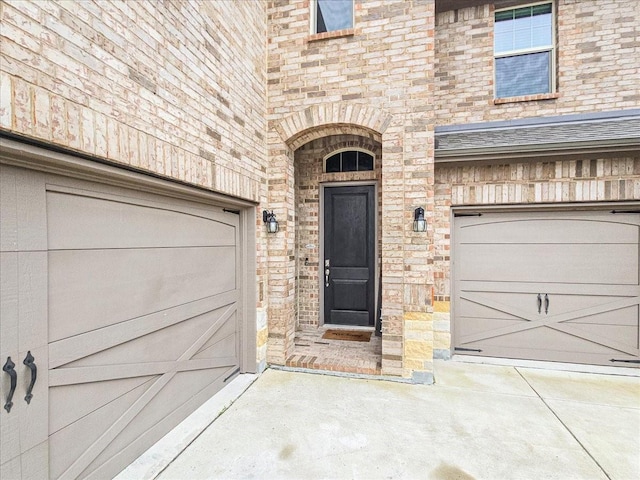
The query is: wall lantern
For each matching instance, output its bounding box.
[413,207,427,233]
[262,210,279,233]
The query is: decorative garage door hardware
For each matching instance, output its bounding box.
[537,294,550,314]
[3,357,16,413]
[611,210,640,214]
[454,212,482,217]
[454,347,482,352]
[2,352,36,413]
[610,359,640,364]
[23,351,37,404]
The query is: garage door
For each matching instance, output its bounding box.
[1,162,247,479]
[453,209,640,367]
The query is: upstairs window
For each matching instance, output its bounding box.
[324,150,374,173]
[313,0,354,34]
[494,2,555,98]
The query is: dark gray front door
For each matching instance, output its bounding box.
[324,185,375,326]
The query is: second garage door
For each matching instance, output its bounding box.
[1,160,249,479]
[453,208,640,367]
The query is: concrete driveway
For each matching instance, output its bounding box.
[122,361,640,480]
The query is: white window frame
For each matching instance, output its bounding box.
[323,148,375,173]
[310,0,355,35]
[494,1,556,99]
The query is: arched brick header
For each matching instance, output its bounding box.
[276,104,394,151]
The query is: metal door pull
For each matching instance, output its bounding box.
[544,294,549,314]
[544,293,549,315]
[3,357,17,413]
[23,351,37,404]
[537,294,542,314]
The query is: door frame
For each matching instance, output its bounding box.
[450,201,640,361]
[0,136,258,373]
[319,181,379,327]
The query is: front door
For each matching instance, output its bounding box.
[323,185,375,326]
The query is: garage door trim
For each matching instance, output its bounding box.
[0,137,257,375]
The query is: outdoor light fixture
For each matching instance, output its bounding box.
[262,210,279,233]
[413,207,427,233]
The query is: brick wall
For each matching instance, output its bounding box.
[0,0,267,200]
[435,0,640,125]
[267,0,437,379]
[0,0,269,369]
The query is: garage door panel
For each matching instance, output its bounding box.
[49,376,155,435]
[475,326,621,355]
[49,290,238,369]
[79,366,237,480]
[47,191,236,250]
[459,218,638,244]
[63,306,235,368]
[454,209,640,367]
[193,313,238,359]
[91,367,233,473]
[566,305,639,327]
[49,246,236,342]
[460,244,637,284]
[459,291,636,322]
[457,315,524,337]
[49,376,151,480]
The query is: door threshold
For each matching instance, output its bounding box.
[450,355,640,377]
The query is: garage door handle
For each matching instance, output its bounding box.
[544,294,549,315]
[3,357,16,413]
[23,351,36,405]
[537,294,542,314]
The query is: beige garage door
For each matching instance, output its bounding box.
[453,209,640,367]
[1,163,246,479]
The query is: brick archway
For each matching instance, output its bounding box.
[276,104,393,150]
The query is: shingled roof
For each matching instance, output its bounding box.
[435,109,640,163]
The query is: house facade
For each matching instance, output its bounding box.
[1,0,638,478]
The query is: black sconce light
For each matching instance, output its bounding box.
[413,207,427,233]
[262,210,279,233]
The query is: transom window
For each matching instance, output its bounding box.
[324,150,374,173]
[312,0,354,34]
[494,2,555,99]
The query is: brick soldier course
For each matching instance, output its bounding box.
[1,0,639,384]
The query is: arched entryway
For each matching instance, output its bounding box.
[265,103,435,382]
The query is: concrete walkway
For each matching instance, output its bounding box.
[137,362,639,479]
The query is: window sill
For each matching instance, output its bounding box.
[493,92,560,105]
[307,28,355,43]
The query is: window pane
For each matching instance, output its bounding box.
[531,25,552,47]
[496,51,550,98]
[325,153,341,173]
[316,0,353,33]
[357,152,374,171]
[342,150,357,172]
[495,31,513,53]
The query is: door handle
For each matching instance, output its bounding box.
[3,357,17,413]
[325,268,330,287]
[23,351,37,404]
[544,294,549,315]
[537,294,542,314]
